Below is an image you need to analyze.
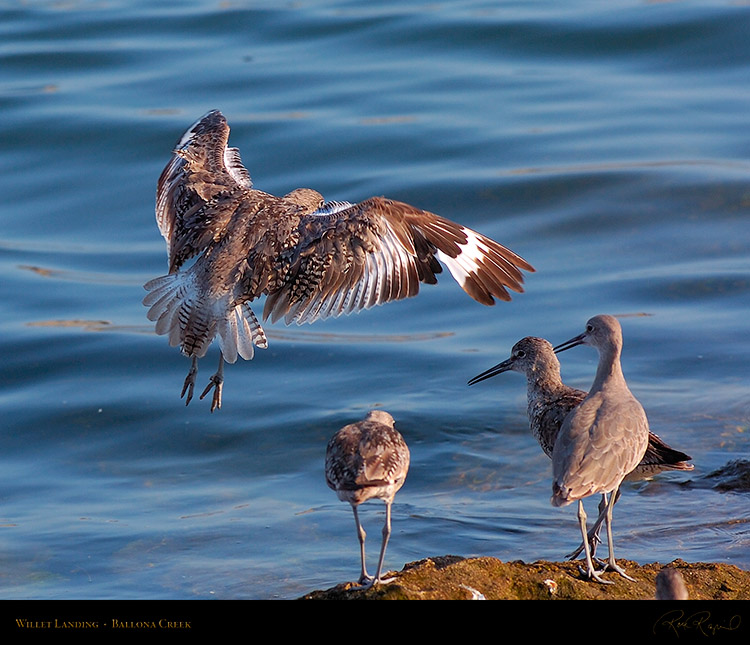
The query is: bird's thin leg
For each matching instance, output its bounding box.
[371,500,397,586]
[589,494,606,559]
[576,499,612,584]
[595,488,621,549]
[351,506,372,586]
[601,485,635,581]
[566,493,609,561]
[181,356,198,406]
[199,352,224,412]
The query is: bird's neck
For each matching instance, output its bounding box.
[526,365,565,398]
[592,346,626,390]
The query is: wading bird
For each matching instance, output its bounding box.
[551,315,650,583]
[468,336,692,560]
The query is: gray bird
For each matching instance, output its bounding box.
[325,410,410,588]
[468,336,692,560]
[143,110,534,411]
[551,314,650,583]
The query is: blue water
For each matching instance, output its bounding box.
[0,0,748,600]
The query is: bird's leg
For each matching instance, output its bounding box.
[576,499,613,584]
[199,352,224,412]
[566,493,608,561]
[351,506,372,586]
[181,356,198,406]
[601,485,635,581]
[370,500,397,586]
[595,487,622,559]
[589,494,606,560]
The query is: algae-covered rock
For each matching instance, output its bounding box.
[300,556,750,600]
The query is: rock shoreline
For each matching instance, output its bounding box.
[301,556,750,600]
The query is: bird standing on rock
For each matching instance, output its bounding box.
[143,110,534,411]
[468,335,692,561]
[325,410,410,589]
[551,315,650,583]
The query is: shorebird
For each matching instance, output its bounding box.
[325,410,410,589]
[468,336,692,560]
[655,567,689,600]
[551,314,650,583]
[143,110,534,411]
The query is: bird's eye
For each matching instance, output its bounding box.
[515,350,526,358]
[586,324,594,333]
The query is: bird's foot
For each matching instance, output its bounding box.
[375,575,396,585]
[350,573,373,590]
[601,560,636,582]
[200,373,223,412]
[352,575,396,591]
[577,564,614,585]
[181,363,198,406]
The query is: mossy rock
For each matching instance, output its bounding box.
[301,556,750,600]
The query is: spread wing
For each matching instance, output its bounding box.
[155,109,253,273]
[262,196,534,325]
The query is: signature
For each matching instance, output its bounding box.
[654,610,742,638]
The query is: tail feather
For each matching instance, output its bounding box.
[217,303,268,362]
[235,308,255,361]
[147,290,178,324]
[144,272,268,363]
[153,284,185,337]
[177,291,213,357]
[241,303,268,351]
[143,275,177,308]
[551,482,572,508]
[218,315,239,364]
[143,272,213,358]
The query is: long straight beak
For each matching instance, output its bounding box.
[553,332,586,354]
[467,357,514,386]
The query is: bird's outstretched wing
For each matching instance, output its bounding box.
[155,109,253,273]
[262,196,534,325]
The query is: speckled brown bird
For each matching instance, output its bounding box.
[143,110,534,411]
[325,410,410,588]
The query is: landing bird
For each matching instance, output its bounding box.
[143,110,534,411]
[551,315,650,583]
[325,410,410,589]
[468,336,692,560]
